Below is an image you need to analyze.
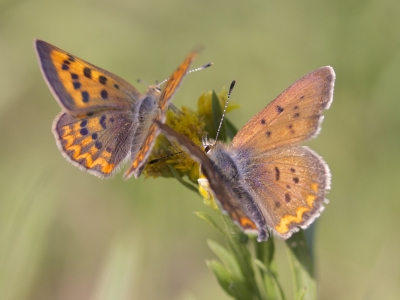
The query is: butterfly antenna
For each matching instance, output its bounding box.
[158,62,213,86]
[148,151,184,164]
[187,62,213,75]
[215,80,236,141]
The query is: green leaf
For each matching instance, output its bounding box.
[194,211,224,234]
[208,240,243,280]
[285,231,317,300]
[207,260,236,297]
[254,259,285,300]
[207,260,252,299]
[224,117,238,140]
[254,238,286,300]
[219,213,266,300]
[255,235,275,268]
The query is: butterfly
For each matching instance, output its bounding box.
[34,39,199,179]
[156,66,335,241]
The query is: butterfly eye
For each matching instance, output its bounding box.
[204,145,211,153]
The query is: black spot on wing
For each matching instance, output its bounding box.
[99,75,107,85]
[100,89,108,100]
[81,91,89,103]
[285,193,291,203]
[84,67,92,79]
[95,141,103,150]
[275,167,280,181]
[288,124,295,134]
[80,128,88,136]
[276,105,284,113]
[100,115,107,129]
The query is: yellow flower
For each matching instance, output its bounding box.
[198,171,219,210]
[144,86,237,210]
[143,106,205,183]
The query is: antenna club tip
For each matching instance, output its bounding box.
[230,80,236,89]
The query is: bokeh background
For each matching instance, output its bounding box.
[1,0,400,299]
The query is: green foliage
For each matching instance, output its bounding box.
[198,210,317,300]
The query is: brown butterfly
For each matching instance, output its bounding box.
[157,67,335,241]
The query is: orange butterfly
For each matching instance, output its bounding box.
[35,40,198,179]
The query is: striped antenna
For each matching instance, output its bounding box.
[215,80,236,141]
[158,62,213,86]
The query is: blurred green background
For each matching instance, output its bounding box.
[1,0,399,299]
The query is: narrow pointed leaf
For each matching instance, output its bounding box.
[225,117,238,140]
[285,231,317,300]
[194,211,224,234]
[208,240,243,279]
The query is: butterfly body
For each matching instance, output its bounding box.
[206,141,269,240]
[157,66,335,241]
[35,39,197,179]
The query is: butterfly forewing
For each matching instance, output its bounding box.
[159,51,198,115]
[232,67,335,150]
[35,39,141,115]
[53,111,136,178]
[124,51,198,179]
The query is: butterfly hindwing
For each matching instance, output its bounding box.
[53,111,137,178]
[35,39,141,115]
[246,145,330,238]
